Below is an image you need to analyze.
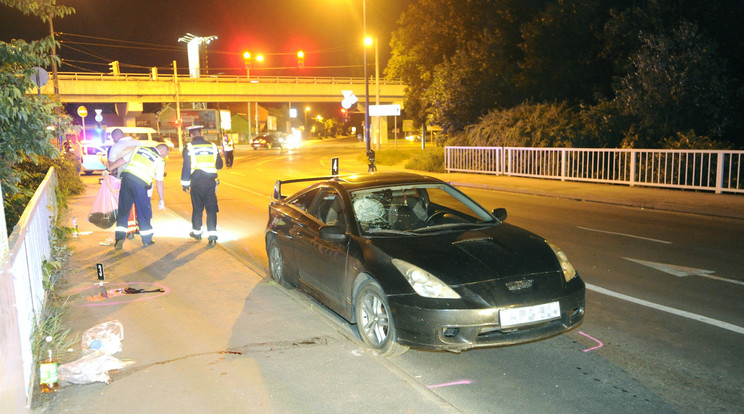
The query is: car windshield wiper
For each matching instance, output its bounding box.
[411,222,498,234]
[365,228,418,236]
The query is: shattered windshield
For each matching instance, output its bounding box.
[350,184,494,235]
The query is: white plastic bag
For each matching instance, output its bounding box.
[88,174,120,229]
[81,320,124,355]
[58,350,135,384]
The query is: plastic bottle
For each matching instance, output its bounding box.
[72,217,78,238]
[39,336,60,393]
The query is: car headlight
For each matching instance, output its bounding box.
[391,259,460,299]
[547,242,578,282]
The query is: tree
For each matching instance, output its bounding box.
[613,21,732,147]
[387,0,523,126]
[423,33,509,133]
[0,0,75,194]
[518,0,615,104]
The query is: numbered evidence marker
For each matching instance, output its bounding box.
[96,263,105,282]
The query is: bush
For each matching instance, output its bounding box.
[463,102,583,147]
[405,147,446,173]
[3,153,84,235]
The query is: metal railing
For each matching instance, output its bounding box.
[445,147,744,194]
[0,168,58,409]
[55,72,404,86]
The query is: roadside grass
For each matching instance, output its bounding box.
[355,146,445,173]
[33,225,79,366]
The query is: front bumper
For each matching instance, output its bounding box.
[388,287,585,352]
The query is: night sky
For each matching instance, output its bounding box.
[0,0,413,78]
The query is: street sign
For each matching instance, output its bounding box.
[403,119,414,132]
[341,90,358,109]
[29,66,49,88]
[369,104,401,117]
[77,106,88,118]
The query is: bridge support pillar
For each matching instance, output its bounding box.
[372,116,389,148]
[115,101,143,127]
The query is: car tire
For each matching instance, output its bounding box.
[268,238,291,288]
[354,279,408,357]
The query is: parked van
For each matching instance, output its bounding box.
[105,127,175,149]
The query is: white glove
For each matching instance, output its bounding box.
[158,200,165,211]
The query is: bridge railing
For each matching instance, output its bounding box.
[56,72,404,86]
[444,146,744,194]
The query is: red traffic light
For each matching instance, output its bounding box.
[297,50,304,68]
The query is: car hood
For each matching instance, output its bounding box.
[370,223,561,286]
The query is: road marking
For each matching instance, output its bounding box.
[577,226,671,244]
[624,257,744,285]
[578,331,603,352]
[586,283,744,335]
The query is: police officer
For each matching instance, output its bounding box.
[181,125,223,247]
[109,144,169,250]
[222,134,234,168]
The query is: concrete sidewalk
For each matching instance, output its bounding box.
[32,155,742,413]
[32,181,457,413]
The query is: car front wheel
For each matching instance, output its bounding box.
[354,279,408,356]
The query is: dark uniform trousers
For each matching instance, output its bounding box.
[190,170,219,240]
[116,172,154,244]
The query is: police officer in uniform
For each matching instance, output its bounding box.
[181,125,223,247]
[109,144,169,250]
[222,134,234,168]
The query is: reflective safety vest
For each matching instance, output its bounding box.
[187,142,218,174]
[222,137,234,152]
[123,146,161,186]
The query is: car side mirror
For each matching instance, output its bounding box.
[319,225,348,243]
[492,208,507,222]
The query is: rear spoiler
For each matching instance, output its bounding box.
[272,176,337,201]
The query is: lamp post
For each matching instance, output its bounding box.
[304,106,311,135]
[178,33,217,78]
[363,0,375,171]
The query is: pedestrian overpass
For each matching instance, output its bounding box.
[39,72,407,115]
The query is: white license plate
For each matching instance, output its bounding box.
[500,301,561,328]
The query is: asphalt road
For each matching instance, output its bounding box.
[161,138,744,414]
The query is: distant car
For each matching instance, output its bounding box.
[79,140,112,174]
[265,171,586,356]
[252,132,285,150]
[105,127,174,149]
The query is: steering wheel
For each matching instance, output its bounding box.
[424,211,447,227]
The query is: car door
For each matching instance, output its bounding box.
[293,188,349,308]
[277,188,319,279]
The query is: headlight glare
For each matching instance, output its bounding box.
[547,242,578,282]
[392,259,460,299]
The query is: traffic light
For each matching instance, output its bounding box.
[243,52,252,69]
[109,60,120,76]
[297,50,304,68]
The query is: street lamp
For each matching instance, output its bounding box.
[304,106,311,134]
[361,0,378,171]
[178,33,218,78]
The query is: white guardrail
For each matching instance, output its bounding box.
[444,147,744,194]
[1,168,58,410]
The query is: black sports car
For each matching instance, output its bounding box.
[265,172,585,356]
